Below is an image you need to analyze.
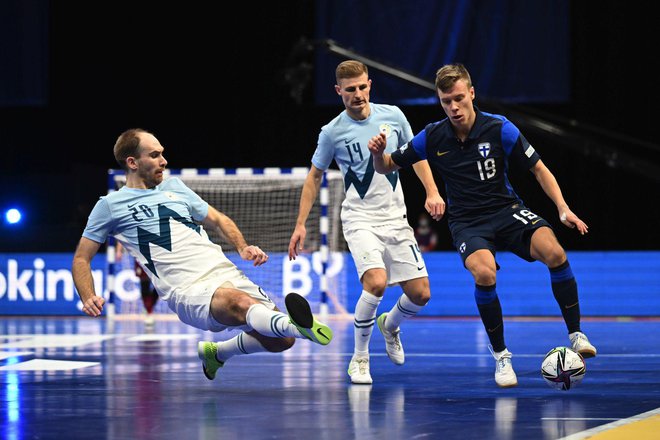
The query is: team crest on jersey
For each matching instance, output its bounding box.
[379,124,392,137]
[164,191,178,200]
[459,242,466,253]
[478,142,491,158]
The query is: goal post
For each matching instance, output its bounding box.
[105,167,349,319]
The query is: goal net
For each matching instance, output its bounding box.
[106,167,350,319]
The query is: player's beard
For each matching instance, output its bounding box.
[140,168,164,188]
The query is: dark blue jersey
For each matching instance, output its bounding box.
[391,106,541,220]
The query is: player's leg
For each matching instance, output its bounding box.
[378,277,429,366]
[170,270,331,380]
[378,225,431,365]
[465,248,517,388]
[199,287,331,381]
[135,262,158,326]
[140,280,158,314]
[528,226,597,358]
[346,268,386,385]
[344,228,389,385]
[208,285,331,344]
[453,212,517,388]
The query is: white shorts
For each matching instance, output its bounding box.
[166,264,276,333]
[344,221,428,285]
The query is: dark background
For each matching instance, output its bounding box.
[1,1,659,252]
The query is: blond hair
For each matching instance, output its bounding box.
[335,60,368,83]
[435,63,472,93]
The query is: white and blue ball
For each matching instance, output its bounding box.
[541,346,586,390]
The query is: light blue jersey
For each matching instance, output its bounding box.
[82,177,229,302]
[312,103,413,229]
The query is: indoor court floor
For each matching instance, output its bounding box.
[1,315,659,440]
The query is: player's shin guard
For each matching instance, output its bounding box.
[549,261,581,334]
[475,284,505,352]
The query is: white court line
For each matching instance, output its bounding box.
[127,334,198,342]
[0,335,115,349]
[0,351,33,361]
[0,359,99,371]
[558,407,660,440]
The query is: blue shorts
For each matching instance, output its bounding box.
[449,203,552,266]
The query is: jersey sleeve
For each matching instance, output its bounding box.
[501,119,540,170]
[82,197,115,244]
[391,140,422,168]
[390,124,428,168]
[311,129,334,171]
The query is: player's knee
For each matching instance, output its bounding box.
[404,280,431,305]
[544,247,566,268]
[361,269,388,296]
[212,289,257,319]
[411,289,430,306]
[472,266,496,285]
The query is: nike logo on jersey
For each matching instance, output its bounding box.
[417,266,425,271]
[344,138,356,144]
[436,151,450,157]
[127,203,138,208]
[532,219,541,225]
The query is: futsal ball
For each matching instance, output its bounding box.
[541,346,586,390]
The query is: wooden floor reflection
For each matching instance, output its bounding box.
[1,315,659,440]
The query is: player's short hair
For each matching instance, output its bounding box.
[335,60,368,83]
[435,63,472,93]
[114,128,150,170]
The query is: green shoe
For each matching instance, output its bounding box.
[285,292,333,345]
[197,341,224,380]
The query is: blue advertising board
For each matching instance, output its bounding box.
[0,251,658,316]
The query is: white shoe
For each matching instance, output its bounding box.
[570,331,597,358]
[377,313,405,365]
[144,314,155,327]
[489,345,518,388]
[348,355,373,384]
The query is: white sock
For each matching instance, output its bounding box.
[384,294,423,331]
[215,332,267,362]
[245,303,303,339]
[353,290,382,353]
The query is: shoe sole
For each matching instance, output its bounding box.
[197,341,219,381]
[578,349,597,359]
[350,377,373,385]
[285,292,333,345]
[285,292,314,328]
[497,381,518,388]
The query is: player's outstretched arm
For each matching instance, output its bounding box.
[412,160,445,221]
[368,132,400,174]
[72,237,105,317]
[288,166,323,260]
[530,160,589,235]
[204,206,269,266]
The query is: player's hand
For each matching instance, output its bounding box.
[559,208,589,235]
[240,245,269,266]
[82,295,105,317]
[288,226,307,260]
[425,194,446,221]
[367,132,387,156]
